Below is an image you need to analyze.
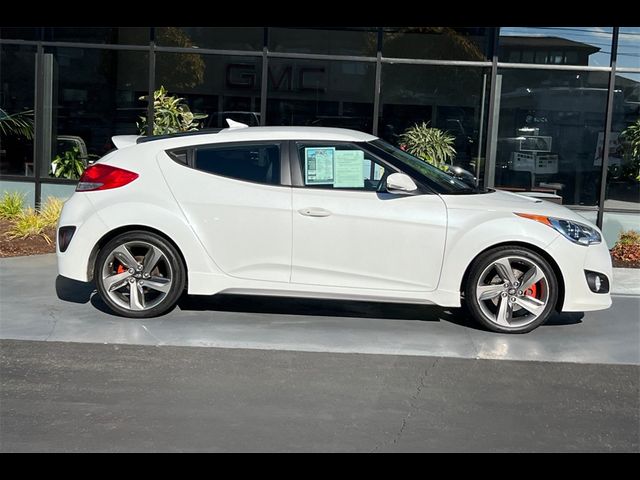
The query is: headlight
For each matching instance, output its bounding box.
[515,213,601,246]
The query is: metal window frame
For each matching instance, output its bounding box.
[2,27,639,220]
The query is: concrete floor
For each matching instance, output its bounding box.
[1,254,638,365]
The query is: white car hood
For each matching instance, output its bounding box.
[441,189,596,227]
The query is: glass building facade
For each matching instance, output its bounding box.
[1,27,638,246]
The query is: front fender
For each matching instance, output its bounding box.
[437,211,560,296]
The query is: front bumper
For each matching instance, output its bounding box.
[547,235,613,312]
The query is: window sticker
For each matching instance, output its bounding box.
[305,147,335,185]
[334,150,365,188]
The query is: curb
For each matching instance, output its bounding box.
[612,268,640,296]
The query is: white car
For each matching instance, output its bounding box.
[56,124,612,333]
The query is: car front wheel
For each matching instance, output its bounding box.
[465,246,559,333]
[95,231,186,318]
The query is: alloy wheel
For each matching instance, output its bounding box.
[101,241,173,312]
[475,255,550,329]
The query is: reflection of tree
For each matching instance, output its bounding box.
[156,27,205,90]
[381,28,488,107]
[383,27,488,61]
[620,119,640,181]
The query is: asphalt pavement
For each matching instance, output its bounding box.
[1,339,638,452]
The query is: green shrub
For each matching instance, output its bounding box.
[8,207,51,244]
[615,229,640,246]
[39,197,64,228]
[0,191,26,220]
[5,196,64,245]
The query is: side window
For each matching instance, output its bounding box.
[168,148,189,165]
[297,143,387,191]
[194,144,281,185]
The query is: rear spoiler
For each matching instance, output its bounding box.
[111,135,142,149]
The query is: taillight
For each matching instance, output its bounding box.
[76,164,139,192]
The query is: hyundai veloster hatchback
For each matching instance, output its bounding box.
[56,124,612,333]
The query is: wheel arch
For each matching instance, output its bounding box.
[459,241,565,312]
[87,225,188,284]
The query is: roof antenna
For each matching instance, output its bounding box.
[226,118,249,129]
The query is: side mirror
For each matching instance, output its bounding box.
[386,172,418,194]
[447,165,477,187]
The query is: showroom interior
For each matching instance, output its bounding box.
[0,26,638,246]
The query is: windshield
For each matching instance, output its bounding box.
[368,139,477,194]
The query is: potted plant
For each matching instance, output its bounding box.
[138,86,208,135]
[399,121,457,172]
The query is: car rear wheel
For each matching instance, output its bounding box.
[95,231,186,318]
[464,246,558,333]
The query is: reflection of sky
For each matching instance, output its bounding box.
[618,27,640,69]
[500,27,639,68]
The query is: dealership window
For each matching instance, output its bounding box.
[0,44,36,176]
[0,28,41,41]
[195,144,280,185]
[382,27,492,61]
[617,27,640,70]
[266,58,375,133]
[498,27,613,67]
[156,27,263,51]
[604,72,640,211]
[156,53,262,128]
[268,27,377,57]
[379,63,490,181]
[492,68,609,206]
[41,47,148,178]
[41,27,150,45]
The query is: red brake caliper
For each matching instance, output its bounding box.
[525,282,539,299]
[116,264,126,274]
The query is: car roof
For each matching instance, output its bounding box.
[137,126,378,149]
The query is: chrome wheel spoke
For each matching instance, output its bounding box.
[495,297,512,326]
[143,245,163,275]
[129,282,145,311]
[519,266,545,291]
[144,276,172,293]
[104,271,131,292]
[476,284,504,301]
[514,296,546,317]
[113,245,138,269]
[494,258,517,285]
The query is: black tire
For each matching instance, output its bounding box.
[95,230,186,318]
[464,246,559,334]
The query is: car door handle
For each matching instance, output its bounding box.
[298,207,332,217]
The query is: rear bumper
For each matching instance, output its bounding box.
[547,236,613,312]
[56,194,109,282]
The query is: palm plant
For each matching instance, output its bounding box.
[138,86,208,136]
[0,108,34,139]
[399,122,457,171]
